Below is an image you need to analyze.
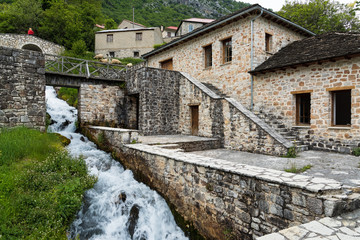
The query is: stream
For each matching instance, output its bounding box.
[45,86,188,240]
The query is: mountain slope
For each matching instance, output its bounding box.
[101,0,250,27]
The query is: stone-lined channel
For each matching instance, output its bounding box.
[46,86,188,240]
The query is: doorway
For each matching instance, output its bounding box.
[190,105,199,135]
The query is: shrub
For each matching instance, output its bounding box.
[353,147,360,156]
[57,87,78,107]
[153,42,167,49]
[71,39,87,56]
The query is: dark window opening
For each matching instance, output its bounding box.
[204,45,212,68]
[134,51,140,58]
[136,32,142,41]
[332,90,351,126]
[109,51,115,58]
[190,105,199,135]
[265,33,272,52]
[222,38,232,63]
[296,93,311,125]
[107,34,113,42]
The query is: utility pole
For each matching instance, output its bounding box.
[132,7,135,28]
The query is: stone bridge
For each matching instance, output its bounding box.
[0,34,64,55]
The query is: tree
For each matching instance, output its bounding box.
[278,0,360,34]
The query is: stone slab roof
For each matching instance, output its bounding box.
[251,32,360,74]
[142,4,315,58]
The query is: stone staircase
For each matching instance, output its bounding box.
[255,110,309,152]
[202,80,309,152]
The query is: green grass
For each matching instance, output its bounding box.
[353,147,360,156]
[118,57,144,65]
[57,87,79,108]
[284,163,312,174]
[0,127,96,239]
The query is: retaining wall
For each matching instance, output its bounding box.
[84,126,359,240]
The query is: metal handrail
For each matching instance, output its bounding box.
[44,54,127,80]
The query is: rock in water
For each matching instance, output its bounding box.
[127,204,140,238]
[80,136,85,142]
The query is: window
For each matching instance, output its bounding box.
[332,90,351,126]
[167,31,171,37]
[133,51,139,58]
[107,34,113,43]
[265,33,272,52]
[189,24,193,32]
[136,32,142,41]
[109,51,115,58]
[204,45,212,68]
[160,58,173,70]
[222,38,232,63]
[296,93,311,125]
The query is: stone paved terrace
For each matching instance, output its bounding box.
[257,209,360,240]
[192,149,360,189]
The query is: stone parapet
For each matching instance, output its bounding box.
[0,46,46,131]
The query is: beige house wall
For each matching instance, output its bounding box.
[253,56,360,152]
[146,15,305,107]
[95,28,163,58]
[177,22,204,36]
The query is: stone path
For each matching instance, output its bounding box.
[257,209,360,240]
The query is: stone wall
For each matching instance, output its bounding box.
[126,68,181,135]
[125,68,291,155]
[146,15,305,107]
[83,126,359,240]
[253,57,360,153]
[0,34,64,55]
[0,46,46,131]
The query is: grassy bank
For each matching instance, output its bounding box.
[0,127,96,239]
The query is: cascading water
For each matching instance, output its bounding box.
[46,86,188,240]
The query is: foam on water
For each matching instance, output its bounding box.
[45,86,188,240]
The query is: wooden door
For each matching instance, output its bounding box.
[160,59,173,70]
[191,106,199,135]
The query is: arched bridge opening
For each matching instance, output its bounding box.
[22,44,42,53]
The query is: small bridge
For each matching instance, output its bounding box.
[45,54,128,87]
[0,34,64,55]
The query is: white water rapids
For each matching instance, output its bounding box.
[45,86,188,240]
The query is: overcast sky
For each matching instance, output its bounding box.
[243,0,357,12]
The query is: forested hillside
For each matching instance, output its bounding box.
[0,0,249,51]
[102,0,250,27]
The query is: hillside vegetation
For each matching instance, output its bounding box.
[0,0,249,51]
[0,127,96,239]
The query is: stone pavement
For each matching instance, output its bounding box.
[257,209,360,240]
[192,149,360,188]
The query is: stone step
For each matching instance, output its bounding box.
[151,143,181,149]
[296,145,309,152]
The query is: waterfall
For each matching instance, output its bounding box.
[46,86,188,240]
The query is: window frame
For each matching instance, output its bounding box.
[331,89,352,126]
[133,51,140,58]
[295,93,311,126]
[106,34,113,43]
[265,33,273,52]
[222,37,232,64]
[203,44,212,68]
[135,32,142,41]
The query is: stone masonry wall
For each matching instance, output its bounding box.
[84,126,358,240]
[126,68,181,135]
[146,15,305,107]
[0,46,46,131]
[253,57,360,153]
[0,34,64,55]
[78,83,131,128]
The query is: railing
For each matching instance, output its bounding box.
[44,54,127,80]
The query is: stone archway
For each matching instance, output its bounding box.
[22,44,43,53]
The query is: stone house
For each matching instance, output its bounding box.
[250,32,360,153]
[175,18,214,36]
[95,27,163,58]
[141,4,360,154]
[118,19,146,29]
